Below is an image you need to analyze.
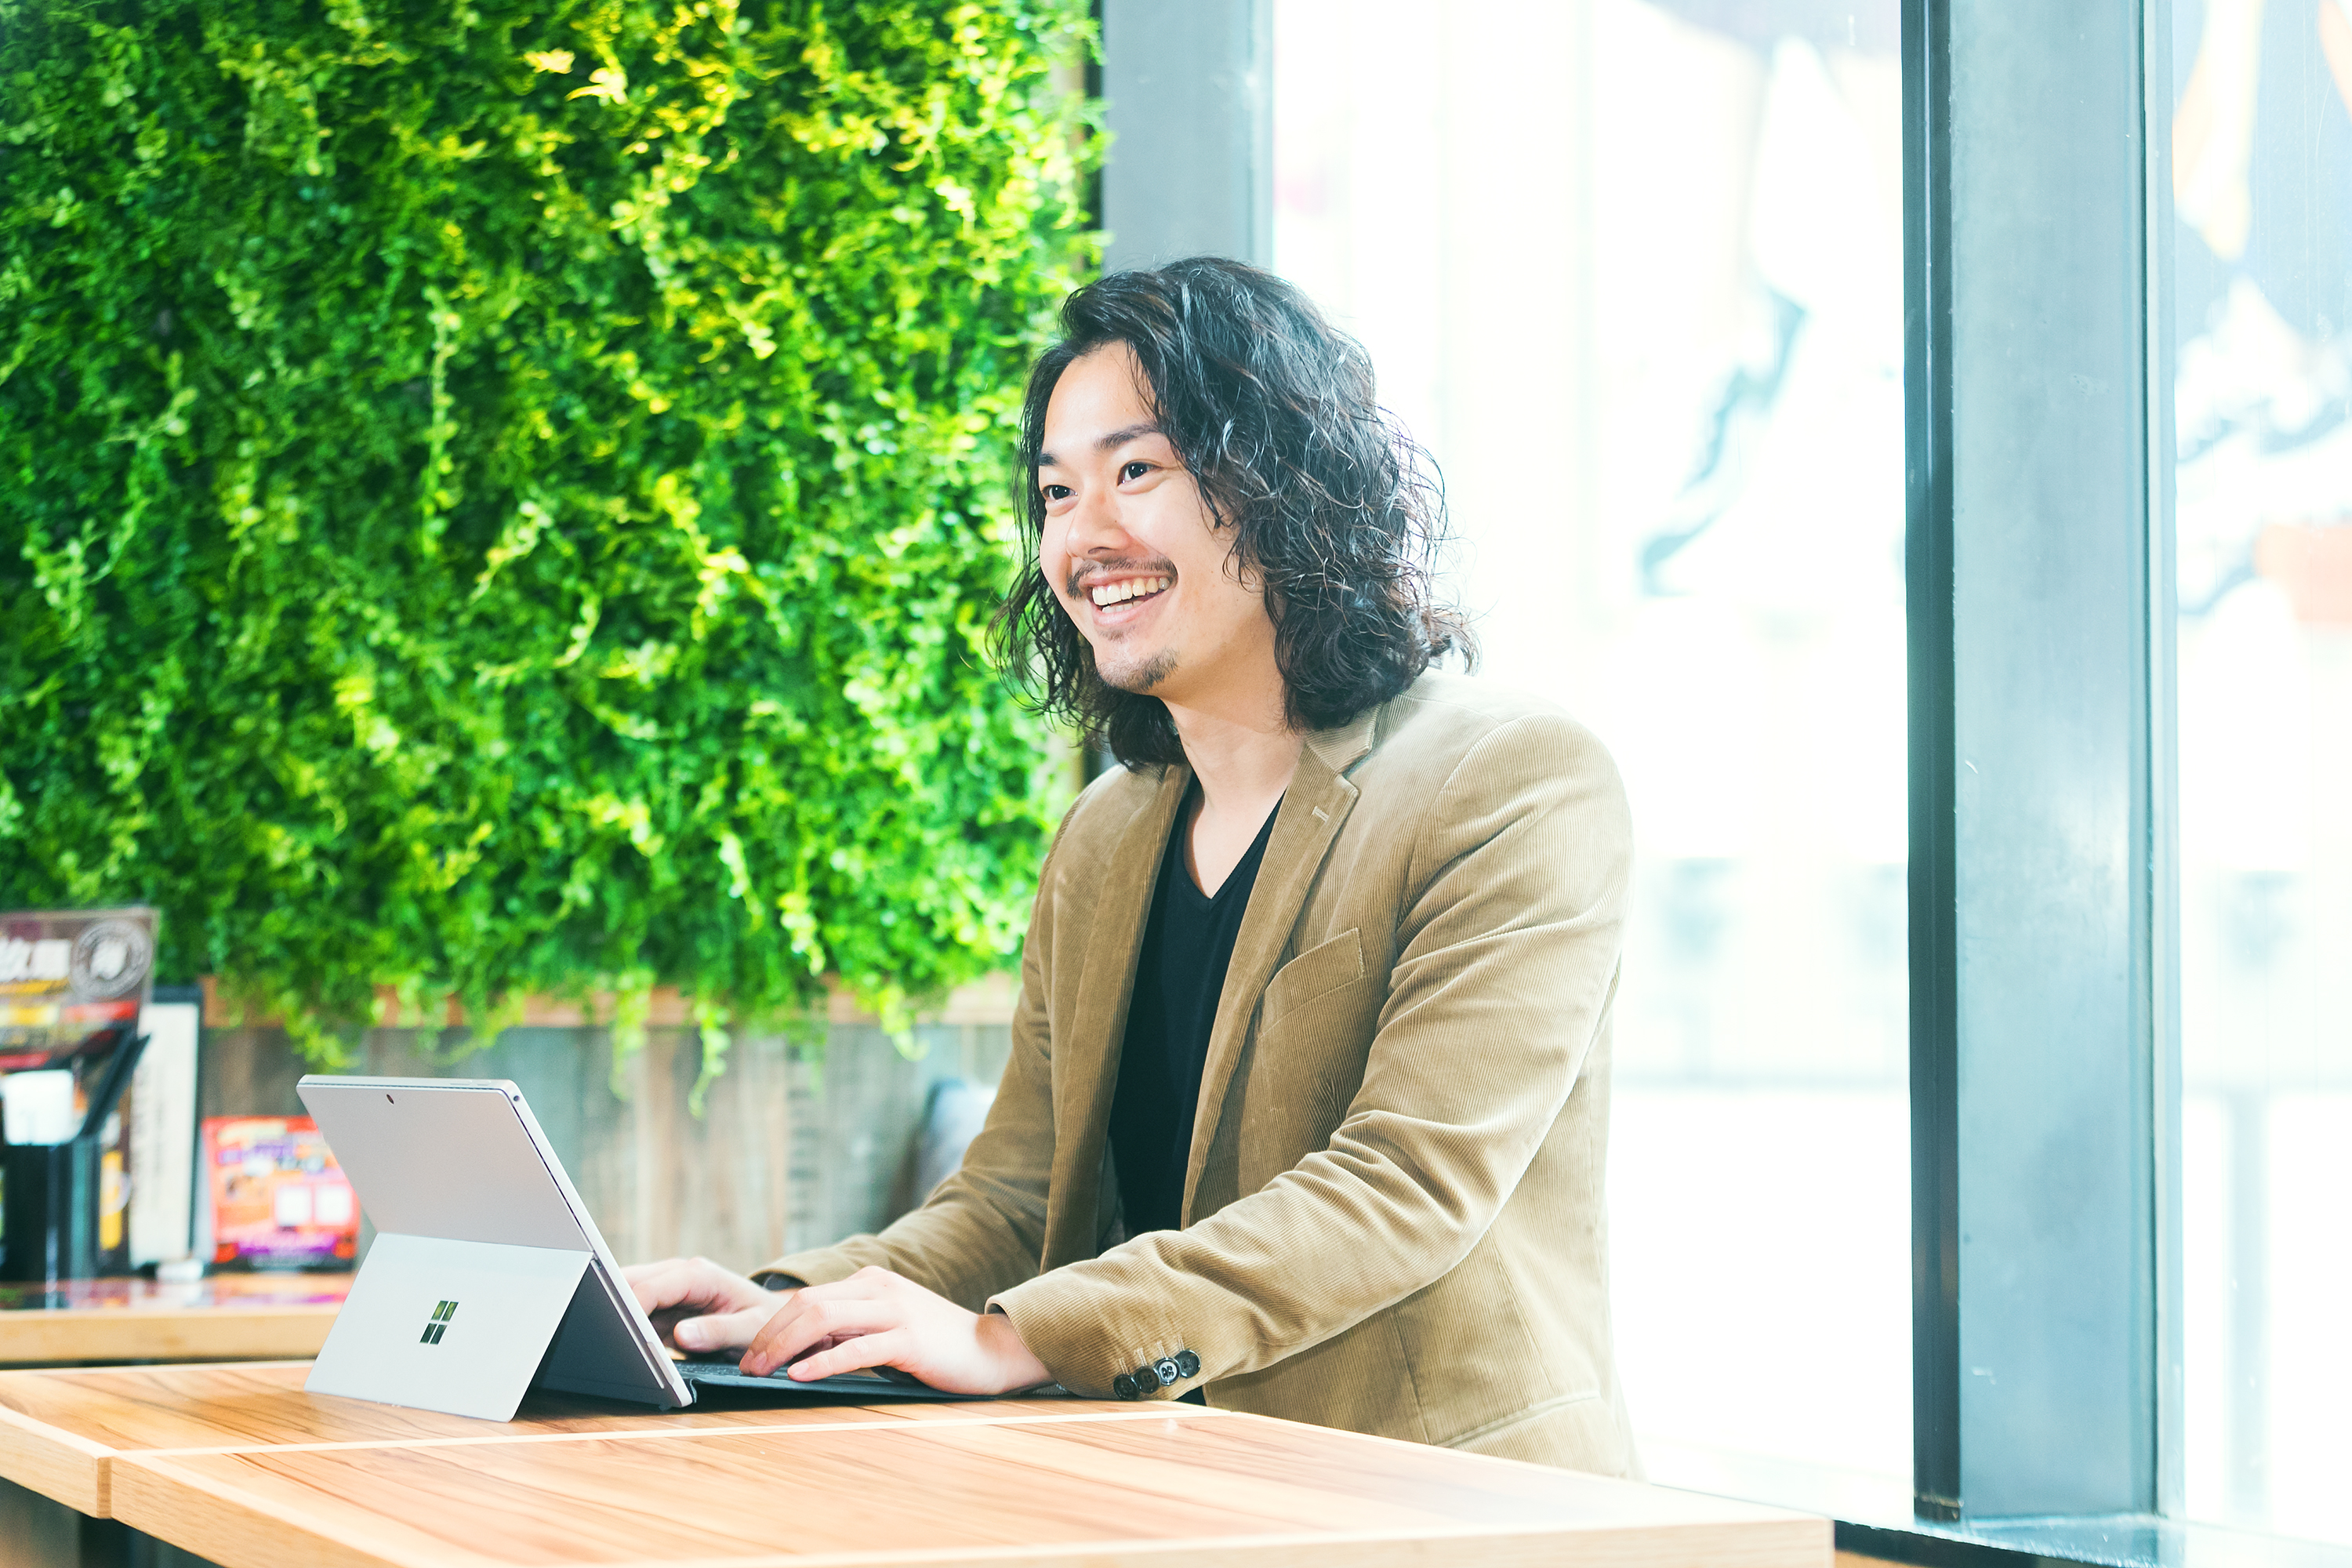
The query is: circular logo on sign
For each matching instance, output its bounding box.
[71,919,154,1001]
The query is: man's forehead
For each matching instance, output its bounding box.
[1039,347,1163,462]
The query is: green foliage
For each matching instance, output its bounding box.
[0,0,1094,1064]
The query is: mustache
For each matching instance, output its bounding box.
[1063,558,1177,598]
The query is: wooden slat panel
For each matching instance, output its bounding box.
[202,1022,1012,1272]
[110,1419,1826,1568]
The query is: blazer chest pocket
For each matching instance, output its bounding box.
[1260,928,1365,1034]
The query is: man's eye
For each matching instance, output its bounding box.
[1120,461,1152,482]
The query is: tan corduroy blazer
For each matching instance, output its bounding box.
[762,671,1636,1474]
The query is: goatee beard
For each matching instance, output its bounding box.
[1098,647,1177,695]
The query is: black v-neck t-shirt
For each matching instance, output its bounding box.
[1108,786,1280,1240]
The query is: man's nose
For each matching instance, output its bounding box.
[1063,482,1129,556]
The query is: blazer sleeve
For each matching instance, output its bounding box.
[752,846,1063,1310]
[986,713,1630,1396]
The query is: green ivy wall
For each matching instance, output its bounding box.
[0,0,1094,1064]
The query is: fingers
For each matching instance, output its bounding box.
[784,1327,915,1383]
[781,1266,900,1307]
[622,1257,771,1344]
[622,1257,703,1317]
[739,1292,904,1376]
[737,1269,918,1374]
[671,1298,789,1354]
[716,1267,1039,1396]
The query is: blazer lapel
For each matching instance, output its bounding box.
[1041,761,1190,1266]
[1180,706,1381,1223]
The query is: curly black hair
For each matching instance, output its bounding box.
[993,256,1474,768]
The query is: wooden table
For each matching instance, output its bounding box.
[0,1274,352,1365]
[0,1361,1828,1567]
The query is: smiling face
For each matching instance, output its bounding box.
[1035,343,1282,716]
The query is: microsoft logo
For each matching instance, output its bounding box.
[419,1300,459,1345]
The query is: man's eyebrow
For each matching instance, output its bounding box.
[1094,422,1162,451]
[1035,423,1163,470]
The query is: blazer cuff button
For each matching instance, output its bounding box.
[1174,1349,1200,1379]
[1112,1373,1138,1400]
[1152,1357,1180,1387]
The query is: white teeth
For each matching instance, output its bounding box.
[1089,575,1169,607]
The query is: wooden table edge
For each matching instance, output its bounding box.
[111,1440,1833,1568]
[0,1398,116,1515]
[0,1307,340,1367]
[663,1516,1835,1568]
[114,1447,420,1568]
[10,1366,1828,1568]
[0,1366,1215,1526]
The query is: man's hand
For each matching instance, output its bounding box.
[741,1265,1051,1396]
[622,1257,790,1354]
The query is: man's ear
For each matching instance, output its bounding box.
[1223,539,1267,593]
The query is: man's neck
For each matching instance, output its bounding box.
[1166,691,1301,814]
[1164,688,1302,895]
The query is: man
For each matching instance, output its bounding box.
[627,257,1636,1474]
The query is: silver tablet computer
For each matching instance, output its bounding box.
[297,1075,975,1421]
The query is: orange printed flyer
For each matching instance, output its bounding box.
[201,1116,359,1267]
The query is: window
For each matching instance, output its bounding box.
[2172,0,2352,1543]
[1109,0,2352,1551]
[1272,0,1911,1485]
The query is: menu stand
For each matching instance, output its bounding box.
[0,1030,147,1287]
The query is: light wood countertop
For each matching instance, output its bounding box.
[0,1360,1089,1515]
[0,1361,1828,1568]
